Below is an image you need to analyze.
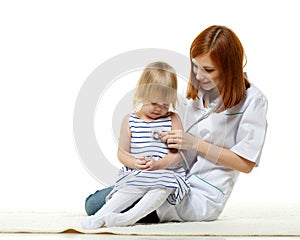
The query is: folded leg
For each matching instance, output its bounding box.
[81,186,147,229]
[104,187,173,227]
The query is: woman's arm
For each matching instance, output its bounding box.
[160,130,255,173]
[196,139,256,173]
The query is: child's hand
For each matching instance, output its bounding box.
[144,158,161,171]
[134,157,150,170]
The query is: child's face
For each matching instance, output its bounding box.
[141,100,170,120]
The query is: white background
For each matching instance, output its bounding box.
[0,0,299,212]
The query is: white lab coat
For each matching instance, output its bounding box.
[157,84,268,222]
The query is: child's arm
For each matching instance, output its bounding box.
[144,112,185,171]
[117,114,149,170]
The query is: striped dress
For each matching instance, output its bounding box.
[115,113,190,205]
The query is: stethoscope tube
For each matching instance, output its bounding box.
[179,103,217,171]
[151,103,217,171]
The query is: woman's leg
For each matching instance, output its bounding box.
[85,186,114,215]
[137,210,159,223]
[104,187,173,227]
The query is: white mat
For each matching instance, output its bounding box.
[1,205,299,236]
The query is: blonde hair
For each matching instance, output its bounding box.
[133,62,178,111]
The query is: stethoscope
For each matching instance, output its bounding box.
[151,62,219,170]
[152,102,217,171]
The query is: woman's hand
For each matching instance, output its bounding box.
[160,130,199,151]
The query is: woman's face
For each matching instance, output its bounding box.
[192,54,222,91]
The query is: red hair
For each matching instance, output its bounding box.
[186,25,250,110]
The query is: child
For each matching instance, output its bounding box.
[81,61,189,229]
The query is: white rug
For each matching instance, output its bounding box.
[0,204,299,236]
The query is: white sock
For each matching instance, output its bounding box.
[104,187,173,227]
[80,215,105,229]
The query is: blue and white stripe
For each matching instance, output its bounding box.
[129,113,171,159]
[116,113,190,205]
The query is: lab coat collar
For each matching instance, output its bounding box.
[193,96,220,111]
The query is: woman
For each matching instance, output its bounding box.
[85,25,268,223]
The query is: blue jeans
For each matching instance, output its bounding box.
[85,186,159,223]
[85,186,114,216]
